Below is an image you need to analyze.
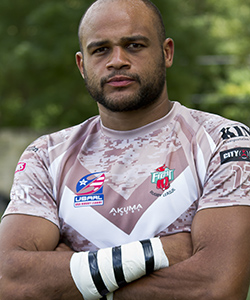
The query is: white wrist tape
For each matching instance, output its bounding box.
[101,293,113,300]
[70,237,168,300]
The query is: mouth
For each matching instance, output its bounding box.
[106,75,136,87]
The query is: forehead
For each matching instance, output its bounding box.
[80,0,157,49]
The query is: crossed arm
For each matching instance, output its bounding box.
[116,206,250,300]
[0,205,250,300]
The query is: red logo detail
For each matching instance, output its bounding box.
[241,149,248,159]
[156,164,167,172]
[152,164,174,192]
[156,177,170,191]
[15,162,26,173]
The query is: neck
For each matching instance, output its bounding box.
[98,92,172,131]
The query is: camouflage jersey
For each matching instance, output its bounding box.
[3,101,250,251]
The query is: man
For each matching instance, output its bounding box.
[0,0,250,299]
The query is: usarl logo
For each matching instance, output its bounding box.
[220,148,250,164]
[74,172,106,208]
[151,164,175,191]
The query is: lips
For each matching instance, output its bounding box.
[106,75,135,87]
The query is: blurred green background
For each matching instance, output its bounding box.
[1,0,250,130]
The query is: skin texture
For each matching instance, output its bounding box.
[75,0,174,130]
[115,206,250,300]
[1,0,250,299]
[0,215,192,299]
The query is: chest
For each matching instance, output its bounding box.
[57,135,200,251]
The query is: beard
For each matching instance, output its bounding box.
[83,53,166,112]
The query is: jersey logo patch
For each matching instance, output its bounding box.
[220,148,250,164]
[15,162,26,173]
[221,126,250,140]
[151,164,175,191]
[74,172,106,207]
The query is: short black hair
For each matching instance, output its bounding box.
[78,0,166,53]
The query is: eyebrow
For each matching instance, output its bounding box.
[86,35,150,51]
[120,35,150,44]
[87,40,110,51]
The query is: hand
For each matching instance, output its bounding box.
[55,242,73,252]
[160,232,192,266]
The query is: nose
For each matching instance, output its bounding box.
[106,47,131,70]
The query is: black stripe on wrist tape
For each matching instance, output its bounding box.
[112,245,127,288]
[88,251,109,297]
[140,239,155,275]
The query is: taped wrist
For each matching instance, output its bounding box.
[101,293,113,300]
[70,237,169,300]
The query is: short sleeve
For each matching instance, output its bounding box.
[2,136,59,228]
[198,135,250,211]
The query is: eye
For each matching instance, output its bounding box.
[92,47,109,55]
[127,43,145,50]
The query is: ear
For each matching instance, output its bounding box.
[163,38,174,68]
[75,51,85,79]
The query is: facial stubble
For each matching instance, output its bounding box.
[83,52,166,112]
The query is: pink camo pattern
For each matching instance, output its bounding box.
[3,102,250,251]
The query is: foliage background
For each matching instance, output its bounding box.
[0,0,250,131]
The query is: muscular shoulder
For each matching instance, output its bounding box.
[20,116,101,161]
[173,102,250,146]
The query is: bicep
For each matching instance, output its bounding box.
[191,206,250,294]
[0,214,60,251]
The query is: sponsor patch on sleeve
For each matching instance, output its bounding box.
[15,162,26,173]
[220,148,250,164]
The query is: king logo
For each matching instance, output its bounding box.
[151,164,174,191]
[221,126,250,140]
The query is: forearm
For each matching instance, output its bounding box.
[114,207,250,300]
[114,252,210,300]
[70,238,169,300]
[67,233,191,300]
[114,253,250,300]
[0,249,82,300]
[0,237,168,300]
